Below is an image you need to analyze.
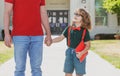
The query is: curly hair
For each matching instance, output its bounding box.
[72,8,92,30]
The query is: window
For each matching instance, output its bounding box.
[10,16,12,26]
[118,14,120,26]
[47,10,69,35]
[95,0,108,26]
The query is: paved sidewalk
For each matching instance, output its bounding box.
[0,38,120,76]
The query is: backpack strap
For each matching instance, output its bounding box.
[67,26,71,47]
[81,29,86,40]
[68,27,86,46]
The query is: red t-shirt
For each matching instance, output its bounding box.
[5,0,45,36]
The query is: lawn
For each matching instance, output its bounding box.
[0,41,13,65]
[91,40,120,69]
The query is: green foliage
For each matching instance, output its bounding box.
[103,0,120,14]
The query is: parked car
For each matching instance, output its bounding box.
[0,25,12,40]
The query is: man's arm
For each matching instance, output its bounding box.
[40,6,52,46]
[40,6,51,36]
[4,2,13,47]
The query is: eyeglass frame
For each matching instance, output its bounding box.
[74,13,83,17]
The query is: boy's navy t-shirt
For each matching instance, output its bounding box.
[63,26,90,48]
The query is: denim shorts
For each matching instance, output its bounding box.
[64,48,86,75]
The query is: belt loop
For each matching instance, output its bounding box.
[71,49,74,54]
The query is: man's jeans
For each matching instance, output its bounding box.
[12,36,43,76]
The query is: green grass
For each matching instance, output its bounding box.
[101,54,120,69]
[0,40,120,69]
[0,41,14,65]
[91,40,120,69]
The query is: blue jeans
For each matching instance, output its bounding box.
[12,36,43,76]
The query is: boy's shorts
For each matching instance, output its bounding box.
[64,48,86,75]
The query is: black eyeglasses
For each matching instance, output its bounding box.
[74,13,83,17]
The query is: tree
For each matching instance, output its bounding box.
[103,0,120,15]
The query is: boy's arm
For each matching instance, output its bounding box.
[4,2,13,47]
[40,6,52,46]
[82,41,91,54]
[80,30,91,54]
[52,35,65,43]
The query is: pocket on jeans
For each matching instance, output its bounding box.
[65,49,70,56]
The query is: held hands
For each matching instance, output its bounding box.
[44,35,52,46]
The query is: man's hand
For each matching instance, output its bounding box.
[44,35,52,46]
[4,34,12,48]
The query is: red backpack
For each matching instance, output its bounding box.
[68,26,88,62]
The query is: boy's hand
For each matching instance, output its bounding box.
[76,52,82,59]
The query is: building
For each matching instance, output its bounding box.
[0,0,5,40]
[46,0,120,39]
[0,0,12,40]
[0,0,4,27]
[0,0,120,40]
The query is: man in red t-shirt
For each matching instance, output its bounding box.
[4,0,52,76]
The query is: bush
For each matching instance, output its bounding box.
[94,33,116,40]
